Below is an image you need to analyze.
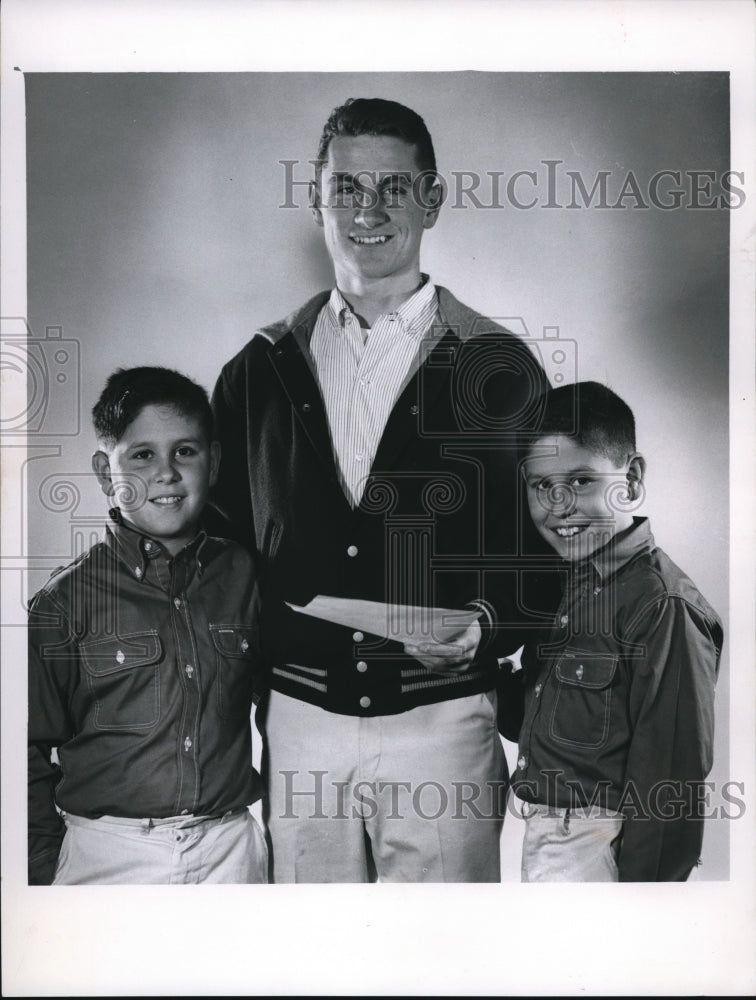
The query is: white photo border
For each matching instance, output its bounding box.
[2,1,754,996]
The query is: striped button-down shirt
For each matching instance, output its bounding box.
[310,278,438,507]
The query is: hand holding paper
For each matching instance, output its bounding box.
[403,619,482,675]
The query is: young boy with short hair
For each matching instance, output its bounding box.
[28,366,267,884]
[504,381,722,881]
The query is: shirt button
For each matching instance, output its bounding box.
[347,545,358,557]
[518,755,527,770]
[183,737,192,751]
[360,696,371,709]
[174,598,182,610]
[355,453,363,462]
[356,660,368,673]
[185,664,194,678]
[534,683,542,697]
[593,586,602,595]
[559,615,569,627]
[353,631,364,642]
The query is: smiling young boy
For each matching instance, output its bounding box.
[505,381,722,881]
[28,367,267,884]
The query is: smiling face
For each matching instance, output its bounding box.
[524,435,644,562]
[311,134,440,294]
[93,404,220,556]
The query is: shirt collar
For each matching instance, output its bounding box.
[105,508,212,581]
[573,517,656,583]
[326,273,437,337]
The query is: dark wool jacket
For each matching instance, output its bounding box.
[210,286,557,717]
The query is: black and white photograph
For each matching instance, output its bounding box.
[2,1,754,996]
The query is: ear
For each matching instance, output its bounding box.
[309,179,324,227]
[421,176,444,231]
[92,450,115,496]
[626,453,646,501]
[208,440,221,488]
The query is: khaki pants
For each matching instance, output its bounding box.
[52,808,268,885]
[521,803,624,882]
[263,689,507,883]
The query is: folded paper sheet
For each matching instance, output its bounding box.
[286,595,481,645]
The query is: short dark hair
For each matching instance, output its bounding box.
[530,381,637,466]
[92,366,214,448]
[316,97,437,175]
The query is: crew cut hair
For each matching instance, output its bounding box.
[532,381,637,466]
[315,97,437,175]
[92,366,215,448]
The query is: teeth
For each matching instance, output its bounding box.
[351,235,389,244]
[152,496,182,505]
[555,525,585,537]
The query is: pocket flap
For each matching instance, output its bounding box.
[210,624,257,658]
[555,654,617,688]
[80,631,162,675]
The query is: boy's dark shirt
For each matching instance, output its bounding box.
[504,517,722,881]
[28,513,263,885]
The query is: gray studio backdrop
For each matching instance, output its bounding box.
[23,71,731,878]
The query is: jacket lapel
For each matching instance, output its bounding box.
[366,325,461,484]
[267,326,339,478]
[367,286,512,479]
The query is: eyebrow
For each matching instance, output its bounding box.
[329,171,413,186]
[524,466,601,483]
[127,437,202,449]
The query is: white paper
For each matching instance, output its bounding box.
[286,595,481,644]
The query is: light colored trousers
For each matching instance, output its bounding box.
[264,689,507,883]
[521,803,624,882]
[52,808,268,885]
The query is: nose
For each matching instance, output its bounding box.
[354,189,388,228]
[154,455,180,483]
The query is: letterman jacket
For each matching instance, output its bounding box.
[211,285,555,717]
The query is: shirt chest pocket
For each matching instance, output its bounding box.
[80,631,162,731]
[209,624,258,719]
[549,653,618,749]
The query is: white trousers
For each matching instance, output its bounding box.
[521,803,624,882]
[263,689,507,883]
[52,808,268,885]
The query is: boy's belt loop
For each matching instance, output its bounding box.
[220,807,247,824]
